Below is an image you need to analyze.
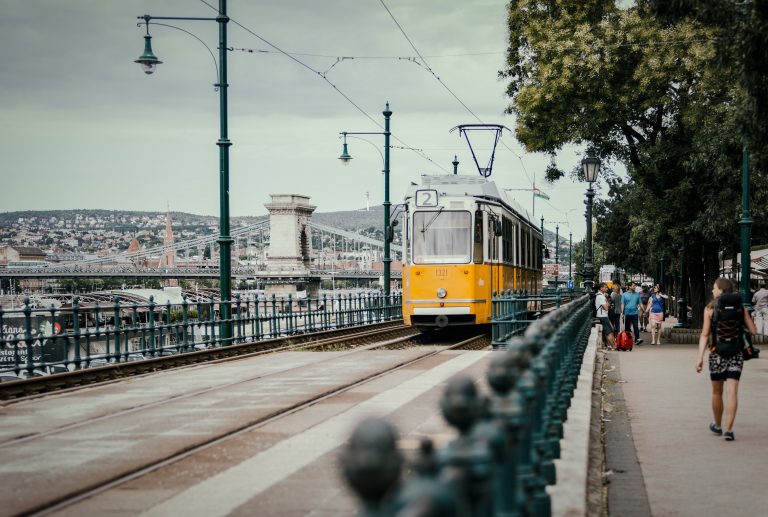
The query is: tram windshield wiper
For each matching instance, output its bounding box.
[420,207,444,234]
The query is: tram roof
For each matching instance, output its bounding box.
[407,175,535,227]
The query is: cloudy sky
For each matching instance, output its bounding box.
[1,0,602,240]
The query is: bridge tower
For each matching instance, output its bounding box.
[264,194,319,301]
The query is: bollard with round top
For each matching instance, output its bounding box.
[396,437,457,517]
[438,374,494,517]
[485,342,530,516]
[340,417,404,517]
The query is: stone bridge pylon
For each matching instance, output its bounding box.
[263,194,319,301]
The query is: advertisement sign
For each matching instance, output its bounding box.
[0,317,67,366]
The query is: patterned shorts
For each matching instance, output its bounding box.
[709,351,743,381]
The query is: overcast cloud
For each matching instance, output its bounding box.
[0,0,602,240]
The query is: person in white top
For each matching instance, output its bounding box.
[595,282,615,348]
[752,285,768,334]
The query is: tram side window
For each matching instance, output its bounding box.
[521,227,528,268]
[527,228,532,268]
[487,218,498,261]
[473,210,483,264]
[413,211,471,264]
[502,217,512,264]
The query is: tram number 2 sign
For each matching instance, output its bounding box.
[415,189,439,207]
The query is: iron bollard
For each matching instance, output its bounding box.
[397,438,457,516]
[340,417,404,517]
[512,337,552,517]
[438,375,494,517]
[484,343,531,516]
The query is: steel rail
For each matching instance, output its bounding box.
[29,332,488,517]
[0,329,426,448]
[0,320,406,401]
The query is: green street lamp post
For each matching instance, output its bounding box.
[581,148,601,294]
[135,1,234,343]
[554,224,559,289]
[674,238,690,328]
[740,140,752,308]
[569,231,573,286]
[338,103,393,298]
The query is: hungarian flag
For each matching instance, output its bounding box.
[533,187,550,200]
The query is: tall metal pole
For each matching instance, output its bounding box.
[584,184,595,293]
[675,238,690,327]
[569,231,573,284]
[554,224,559,288]
[659,256,665,292]
[217,0,233,343]
[740,139,752,308]
[383,103,392,298]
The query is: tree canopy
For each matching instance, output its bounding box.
[502,0,768,324]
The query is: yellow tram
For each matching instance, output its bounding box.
[401,175,543,328]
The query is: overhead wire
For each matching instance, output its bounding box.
[377,0,534,186]
[197,0,450,173]
[228,36,727,60]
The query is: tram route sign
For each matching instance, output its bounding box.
[415,189,439,207]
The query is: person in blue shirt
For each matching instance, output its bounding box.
[621,281,643,344]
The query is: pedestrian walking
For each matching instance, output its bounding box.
[621,281,643,344]
[648,284,668,345]
[751,284,768,334]
[596,283,615,349]
[609,285,622,338]
[696,278,756,441]
[639,284,651,331]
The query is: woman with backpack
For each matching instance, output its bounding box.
[695,278,756,441]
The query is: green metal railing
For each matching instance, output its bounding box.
[491,288,580,345]
[342,294,593,516]
[0,292,402,380]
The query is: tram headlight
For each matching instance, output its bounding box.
[437,287,447,298]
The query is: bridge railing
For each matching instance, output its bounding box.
[491,288,579,346]
[0,292,402,380]
[341,294,593,516]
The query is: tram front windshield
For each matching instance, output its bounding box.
[412,210,471,264]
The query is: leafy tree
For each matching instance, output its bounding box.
[502,0,766,325]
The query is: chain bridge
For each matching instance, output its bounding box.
[1,195,403,283]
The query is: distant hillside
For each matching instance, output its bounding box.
[0,207,382,229]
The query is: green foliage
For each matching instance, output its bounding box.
[502,0,767,323]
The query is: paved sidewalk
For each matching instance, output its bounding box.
[609,325,768,516]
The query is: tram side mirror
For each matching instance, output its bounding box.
[387,220,398,242]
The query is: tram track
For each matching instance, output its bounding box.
[0,328,425,448]
[21,332,488,517]
[0,320,409,402]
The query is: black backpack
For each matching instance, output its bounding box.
[711,293,744,358]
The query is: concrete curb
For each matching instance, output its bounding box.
[547,327,598,516]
